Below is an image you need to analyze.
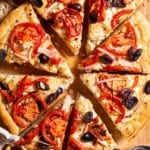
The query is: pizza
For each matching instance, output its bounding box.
[31,0,85,55]
[67,94,117,149]
[0,74,72,135]
[0,2,73,78]
[4,94,74,150]
[86,0,143,53]
[80,73,150,140]
[79,11,150,73]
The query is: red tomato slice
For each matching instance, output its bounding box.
[16,127,39,145]
[9,22,45,57]
[111,9,133,29]
[12,94,47,128]
[41,110,67,145]
[54,8,82,38]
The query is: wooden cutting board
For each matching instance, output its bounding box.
[0,1,150,150]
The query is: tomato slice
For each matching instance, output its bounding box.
[9,22,45,57]
[54,8,82,38]
[13,94,47,128]
[41,110,67,145]
[111,9,133,29]
[70,108,81,135]
[104,65,141,73]
[16,127,39,145]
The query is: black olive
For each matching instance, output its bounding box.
[120,88,133,100]
[11,146,23,150]
[0,82,9,90]
[30,0,43,7]
[83,111,93,123]
[128,47,142,61]
[56,87,63,96]
[38,53,49,64]
[89,11,98,23]
[122,96,138,110]
[81,132,94,142]
[46,93,57,104]
[36,100,44,111]
[68,3,82,12]
[99,54,113,64]
[144,80,150,94]
[0,49,6,62]
[112,0,126,8]
[35,81,50,91]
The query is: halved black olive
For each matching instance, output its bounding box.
[68,3,82,12]
[100,129,106,137]
[56,87,63,96]
[35,81,50,91]
[99,54,113,64]
[89,11,98,23]
[38,53,49,64]
[46,93,57,104]
[30,0,43,7]
[122,96,138,110]
[83,111,93,123]
[0,49,6,62]
[120,88,133,100]
[0,82,9,90]
[36,100,44,111]
[112,0,126,8]
[128,47,142,61]
[81,132,94,142]
[144,80,150,94]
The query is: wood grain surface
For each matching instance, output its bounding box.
[0,1,150,150]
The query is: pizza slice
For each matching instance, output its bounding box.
[0,74,72,136]
[0,2,73,78]
[4,94,74,150]
[80,73,150,140]
[79,11,150,73]
[31,0,86,55]
[67,94,117,149]
[86,0,143,53]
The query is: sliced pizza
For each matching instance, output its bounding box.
[4,94,74,150]
[86,0,143,53]
[0,2,73,78]
[80,73,150,140]
[31,0,86,55]
[0,74,72,136]
[67,94,117,149]
[79,11,150,73]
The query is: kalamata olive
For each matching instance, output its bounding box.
[120,88,133,99]
[128,47,142,61]
[56,87,63,96]
[89,11,98,23]
[0,49,6,62]
[30,0,43,7]
[36,100,44,111]
[68,3,82,12]
[46,93,57,104]
[81,132,94,142]
[99,54,113,64]
[83,111,93,123]
[112,0,126,8]
[35,81,49,91]
[122,96,138,110]
[38,53,49,64]
[0,82,9,90]
[144,80,150,94]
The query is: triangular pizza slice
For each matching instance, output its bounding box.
[4,94,74,150]
[0,74,72,136]
[80,73,150,140]
[31,0,86,55]
[86,0,143,53]
[79,11,150,73]
[0,2,73,79]
[67,94,117,149]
